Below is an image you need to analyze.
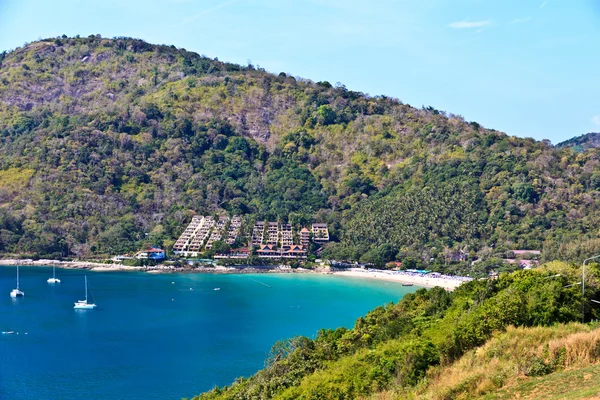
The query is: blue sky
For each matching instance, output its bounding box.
[0,0,598,143]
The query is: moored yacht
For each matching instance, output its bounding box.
[47,265,61,284]
[74,276,96,309]
[10,265,24,298]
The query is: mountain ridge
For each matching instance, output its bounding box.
[0,36,599,269]
[556,132,600,151]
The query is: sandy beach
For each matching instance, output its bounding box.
[331,269,468,290]
[0,259,470,290]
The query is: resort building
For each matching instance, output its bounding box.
[174,215,332,260]
[257,244,279,258]
[205,217,229,249]
[173,216,204,253]
[174,215,243,256]
[136,247,166,260]
[251,221,265,246]
[227,216,242,245]
[266,222,279,246]
[254,244,307,259]
[502,249,541,270]
[311,223,330,245]
[280,223,294,247]
[112,254,133,262]
[214,247,249,259]
[283,245,307,259]
[188,216,214,252]
[299,227,310,246]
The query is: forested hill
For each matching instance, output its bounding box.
[0,35,599,263]
[556,132,600,152]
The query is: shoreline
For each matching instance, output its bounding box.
[330,270,466,290]
[0,259,467,290]
[0,258,317,275]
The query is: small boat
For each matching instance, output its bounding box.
[214,288,220,291]
[74,276,97,309]
[402,283,414,286]
[2,331,15,335]
[10,265,24,298]
[47,265,61,284]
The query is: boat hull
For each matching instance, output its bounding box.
[10,289,24,298]
[47,278,61,284]
[74,301,96,309]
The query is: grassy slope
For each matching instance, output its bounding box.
[485,364,600,400]
[399,324,600,400]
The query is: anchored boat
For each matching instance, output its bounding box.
[74,276,97,309]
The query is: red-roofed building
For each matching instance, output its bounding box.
[136,247,166,260]
[257,244,279,258]
[283,245,307,259]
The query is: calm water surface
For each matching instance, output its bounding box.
[0,267,418,400]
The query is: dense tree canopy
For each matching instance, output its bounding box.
[0,36,599,264]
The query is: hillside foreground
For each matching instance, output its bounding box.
[192,261,600,400]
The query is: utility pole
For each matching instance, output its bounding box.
[582,255,600,323]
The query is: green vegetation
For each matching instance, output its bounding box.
[0,36,599,271]
[3,36,600,400]
[556,131,600,152]
[192,262,600,400]
[482,363,600,400]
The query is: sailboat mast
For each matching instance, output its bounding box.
[85,276,88,302]
[53,265,56,279]
[16,265,19,290]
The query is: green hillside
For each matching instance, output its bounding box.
[0,36,599,265]
[556,132,600,152]
[192,262,600,400]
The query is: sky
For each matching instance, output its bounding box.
[0,0,599,143]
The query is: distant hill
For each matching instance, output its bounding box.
[556,132,600,152]
[0,35,599,266]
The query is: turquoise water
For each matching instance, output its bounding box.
[0,267,418,400]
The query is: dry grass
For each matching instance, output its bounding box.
[547,329,600,367]
[397,323,600,400]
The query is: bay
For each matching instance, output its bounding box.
[0,266,418,400]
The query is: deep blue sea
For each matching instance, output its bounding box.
[0,266,418,400]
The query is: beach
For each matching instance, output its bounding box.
[0,259,470,290]
[331,269,469,290]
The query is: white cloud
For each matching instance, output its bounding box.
[448,20,491,29]
[512,17,532,24]
[592,115,600,126]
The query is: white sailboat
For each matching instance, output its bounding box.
[74,276,96,309]
[10,265,24,298]
[47,265,61,284]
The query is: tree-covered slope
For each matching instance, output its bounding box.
[556,132,600,152]
[0,36,599,261]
